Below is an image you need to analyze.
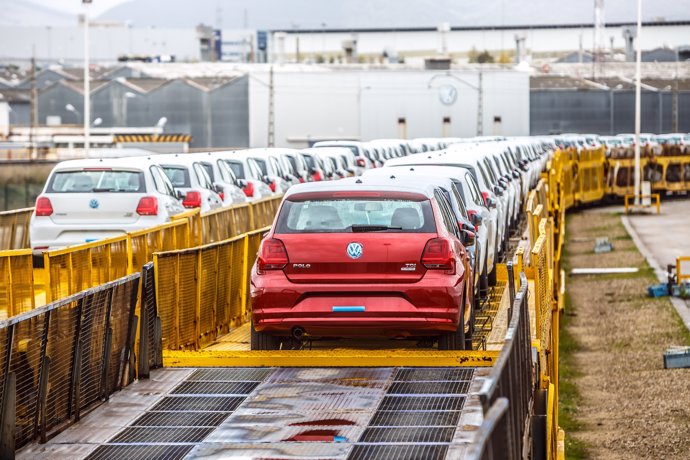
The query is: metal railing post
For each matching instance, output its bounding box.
[99,289,113,401]
[33,310,51,442]
[68,297,85,421]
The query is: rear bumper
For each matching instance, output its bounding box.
[251,269,464,337]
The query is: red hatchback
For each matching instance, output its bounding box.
[250,179,475,350]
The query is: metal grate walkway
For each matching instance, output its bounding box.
[18,366,488,459]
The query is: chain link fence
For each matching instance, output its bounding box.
[0,273,139,454]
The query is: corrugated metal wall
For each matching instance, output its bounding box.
[531,90,689,135]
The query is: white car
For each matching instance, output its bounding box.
[312,140,375,170]
[243,149,297,194]
[147,154,223,213]
[210,151,274,200]
[30,157,185,253]
[190,152,248,207]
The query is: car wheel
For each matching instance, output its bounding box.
[488,252,498,287]
[464,305,475,350]
[479,253,489,302]
[250,320,277,351]
[438,299,467,351]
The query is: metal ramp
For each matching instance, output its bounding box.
[19,366,486,460]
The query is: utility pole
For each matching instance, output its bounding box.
[633,0,642,205]
[29,47,38,159]
[83,0,92,155]
[267,66,275,147]
[672,50,679,132]
[477,68,484,136]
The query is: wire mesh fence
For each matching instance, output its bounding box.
[0,273,139,452]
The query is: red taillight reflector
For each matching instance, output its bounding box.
[269,181,277,192]
[312,171,322,182]
[258,238,288,270]
[136,196,158,216]
[243,182,255,197]
[421,237,455,273]
[35,197,53,216]
[481,191,490,206]
[218,192,225,201]
[299,177,305,183]
[356,158,366,167]
[182,190,202,208]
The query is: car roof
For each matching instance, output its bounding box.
[283,176,439,200]
[373,164,473,180]
[363,170,457,190]
[51,156,156,171]
[147,153,208,167]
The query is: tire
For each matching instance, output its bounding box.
[438,297,467,351]
[250,320,278,350]
[488,253,498,287]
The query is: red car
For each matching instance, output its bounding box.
[250,178,475,350]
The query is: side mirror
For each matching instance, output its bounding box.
[175,189,184,200]
[213,183,224,194]
[512,171,520,179]
[459,221,476,233]
[470,212,483,227]
[493,186,503,196]
[487,197,498,209]
[461,230,476,248]
[237,178,248,188]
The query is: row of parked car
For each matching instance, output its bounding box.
[249,137,553,350]
[30,135,552,352]
[554,132,690,154]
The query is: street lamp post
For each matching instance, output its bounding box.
[83,0,92,155]
[633,0,642,205]
[65,103,81,124]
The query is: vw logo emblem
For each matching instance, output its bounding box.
[346,242,363,259]
[89,199,99,209]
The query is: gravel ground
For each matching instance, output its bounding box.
[563,211,690,459]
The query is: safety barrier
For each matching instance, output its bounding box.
[478,272,532,460]
[43,236,129,304]
[677,257,690,282]
[624,193,661,214]
[36,196,283,308]
[0,250,35,319]
[467,397,510,460]
[153,227,268,351]
[0,208,33,251]
[0,273,140,452]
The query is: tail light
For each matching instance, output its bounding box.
[35,196,53,216]
[312,171,322,182]
[299,177,305,183]
[182,190,202,208]
[257,238,288,271]
[218,192,225,201]
[269,180,277,192]
[421,238,455,274]
[356,158,366,167]
[243,182,255,197]
[136,196,158,216]
[481,191,490,206]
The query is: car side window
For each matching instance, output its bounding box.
[434,190,460,238]
[450,182,468,216]
[193,163,213,190]
[464,172,483,206]
[149,165,175,197]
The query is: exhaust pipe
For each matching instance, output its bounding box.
[292,327,306,341]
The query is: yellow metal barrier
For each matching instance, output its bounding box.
[0,207,33,250]
[624,193,661,214]
[250,195,283,229]
[171,208,203,246]
[0,249,35,317]
[43,235,129,303]
[154,226,270,351]
[677,256,690,282]
[128,218,192,273]
[200,203,252,244]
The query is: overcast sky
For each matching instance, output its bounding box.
[46,0,129,16]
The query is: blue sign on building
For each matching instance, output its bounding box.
[214,29,222,61]
[257,31,268,51]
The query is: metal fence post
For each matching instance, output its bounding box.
[69,297,85,421]
[507,262,515,320]
[99,289,114,401]
[0,372,15,459]
[33,310,51,442]
[138,265,151,380]
[122,276,140,388]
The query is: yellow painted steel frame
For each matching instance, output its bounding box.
[0,207,34,251]
[43,234,129,303]
[163,349,500,368]
[0,249,35,317]
[624,193,661,214]
[677,256,690,282]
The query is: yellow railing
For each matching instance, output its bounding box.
[200,203,252,244]
[677,256,690,282]
[0,249,35,317]
[153,227,269,350]
[624,193,661,214]
[127,218,192,273]
[43,235,129,303]
[0,207,33,250]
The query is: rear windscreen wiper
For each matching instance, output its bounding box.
[351,224,403,232]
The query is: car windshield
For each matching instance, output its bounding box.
[275,198,436,233]
[47,169,145,193]
[161,166,191,188]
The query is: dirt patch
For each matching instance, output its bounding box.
[561,211,690,459]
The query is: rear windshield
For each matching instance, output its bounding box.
[161,166,191,188]
[47,169,145,193]
[275,198,436,234]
